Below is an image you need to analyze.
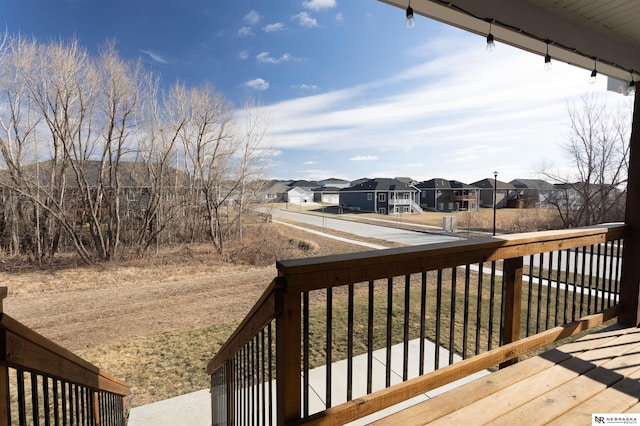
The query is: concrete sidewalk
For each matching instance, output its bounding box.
[128,338,489,425]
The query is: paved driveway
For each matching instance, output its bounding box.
[269,208,463,246]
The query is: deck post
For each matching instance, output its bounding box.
[620,89,640,326]
[500,257,523,369]
[0,287,7,426]
[275,277,301,425]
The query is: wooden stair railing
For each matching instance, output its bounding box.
[0,287,128,425]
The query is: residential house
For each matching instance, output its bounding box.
[286,180,318,205]
[339,178,422,215]
[260,180,289,202]
[415,178,479,212]
[470,178,516,208]
[313,187,341,204]
[318,178,350,189]
[510,179,558,208]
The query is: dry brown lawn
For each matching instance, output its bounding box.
[0,222,386,407]
[0,207,560,408]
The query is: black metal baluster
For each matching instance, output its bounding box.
[17,370,26,426]
[326,287,333,407]
[403,275,410,381]
[475,263,483,356]
[367,281,374,395]
[347,284,354,400]
[555,250,562,326]
[303,291,309,417]
[614,240,622,301]
[386,278,393,387]
[526,255,534,336]
[462,265,470,359]
[488,261,496,350]
[606,241,614,308]
[43,376,50,426]
[261,329,266,425]
[250,337,256,425]
[31,372,40,426]
[419,272,427,373]
[545,252,553,330]
[587,245,595,315]
[571,248,579,321]
[563,249,571,324]
[61,381,67,426]
[499,265,505,346]
[536,253,544,334]
[595,244,602,312]
[435,270,443,369]
[579,246,587,318]
[52,378,59,426]
[449,267,457,365]
[268,323,273,426]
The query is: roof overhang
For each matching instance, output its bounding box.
[379,0,640,84]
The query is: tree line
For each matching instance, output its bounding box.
[0,34,269,263]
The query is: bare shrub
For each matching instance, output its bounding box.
[222,224,319,266]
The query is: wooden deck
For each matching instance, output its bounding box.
[372,324,640,425]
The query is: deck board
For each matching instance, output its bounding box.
[371,324,640,425]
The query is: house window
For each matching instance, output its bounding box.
[378,193,386,202]
[378,207,386,214]
[367,193,372,201]
[421,191,426,198]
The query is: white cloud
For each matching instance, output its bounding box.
[350,155,378,161]
[258,30,632,183]
[244,78,270,91]
[238,26,255,37]
[292,84,320,91]
[335,13,344,23]
[263,22,285,32]
[256,52,305,64]
[303,0,336,11]
[139,50,169,64]
[237,50,249,60]
[244,10,262,25]
[291,12,319,28]
[303,161,318,165]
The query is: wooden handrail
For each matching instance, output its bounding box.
[208,223,629,425]
[207,277,284,374]
[277,223,627,292]
[0,287,127,397]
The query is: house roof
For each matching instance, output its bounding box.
[288,180,319,188]
[380,0,640,84]
[470,178,516,190]
[6,160,188,188]
[416,178,478,190]
[511,179,556,190]
[341,178,417,192]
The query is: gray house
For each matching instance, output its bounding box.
[339,178,422,215]
[470,178,516,208]
[510,179,558,208]
[416,178,479,212]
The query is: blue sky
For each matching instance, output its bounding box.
[1,0,631,184]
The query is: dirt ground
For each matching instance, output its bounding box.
[0,223,382,353]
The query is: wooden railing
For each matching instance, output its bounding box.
[0,287,128,425]
[208,223,627,426]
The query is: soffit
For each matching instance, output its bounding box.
[379,0,640,83]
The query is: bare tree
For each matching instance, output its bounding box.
[540,93,630,227]
[232,97,271,240]
[133,76,187,255]
[178,83,234,253]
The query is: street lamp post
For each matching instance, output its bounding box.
[493,171,498,236]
